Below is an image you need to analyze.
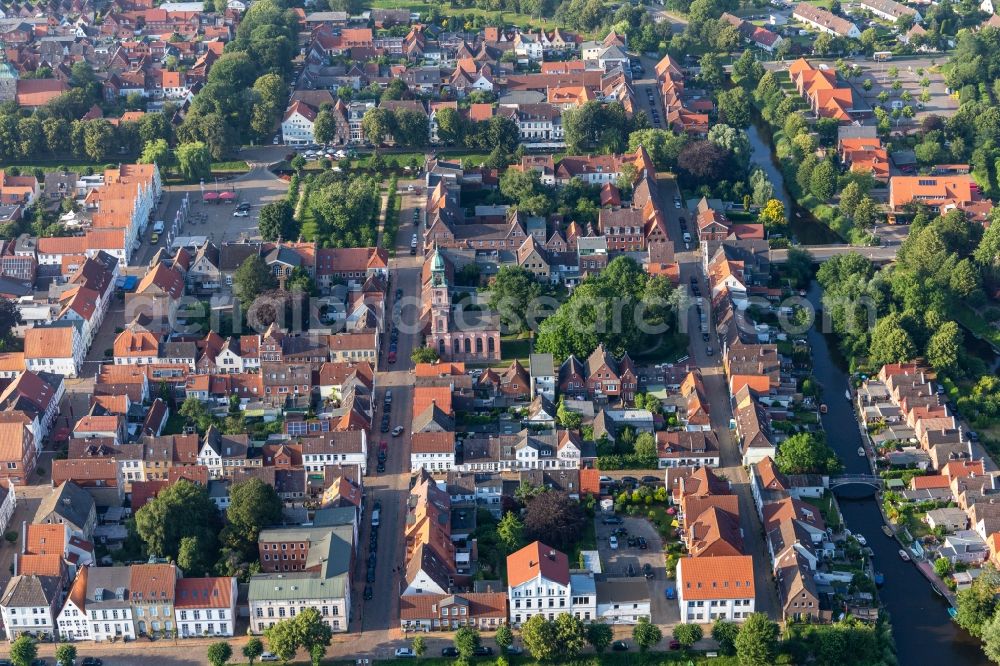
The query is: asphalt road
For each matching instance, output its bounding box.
[656,175,782,620]
[352,185,425,635]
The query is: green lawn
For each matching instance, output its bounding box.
[953,303,1000,350]
[161,413,188,436]
[500,333,532,363]
[804,492,842,530]
[633,333,690,364]
[368,0,574,34]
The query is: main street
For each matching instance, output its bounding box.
[654,174,781,619]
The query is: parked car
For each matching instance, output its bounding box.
[665,587,676,600]
[394,649,416,658]
[602,515,624,525]
[609,535,619,549]
[643,563,654,578]
[376,461,385,473]
[392,426,404,437]
[260,654,279,663]
[638,536,648,549]
[627,537,638,547]
[441,648,459,657]
[612,641,630,651]
[473,647,494,657]
[622,476,639,486]
[81,660,103,666]
[506,647,523,655]
[363,585,373,600]
[233,209,249,217]
[388,351,397,363]
[669,640,681,650]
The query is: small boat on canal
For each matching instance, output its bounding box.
[874,572,885,586]
[845,388,852,401]
[882,525,894,538]
[820,404,828,414]
[899,549,911,562]
[858,447,866,457]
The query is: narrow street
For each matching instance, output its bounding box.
[654,173,782,619]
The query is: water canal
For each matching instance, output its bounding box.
[805,282,988,665]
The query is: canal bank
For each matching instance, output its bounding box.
[805,281,988,665]
[747,118,842,245]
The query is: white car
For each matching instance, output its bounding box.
[395,648,416,658]
[233,209,249,217]
[260,653,279,662]
[609,536,619,550]
[152,220,165,234]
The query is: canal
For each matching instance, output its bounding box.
[747,119,842,245]
[806,282,988,665]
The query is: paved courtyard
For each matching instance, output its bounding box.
[594,514,679,626]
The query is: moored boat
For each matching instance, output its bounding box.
[882,525,893,538]
[898,549,911,561]
[874,572,885,586]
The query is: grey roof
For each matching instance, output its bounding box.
[248,570,347,602]
[37,481,95,532]
[596,577,650,604]
[312,506,358,528]
[161,341,196,359]
[1,574,61,608]
[529,353,554,377]
[86,565,133,609]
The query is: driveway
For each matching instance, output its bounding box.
[594,515,678,626]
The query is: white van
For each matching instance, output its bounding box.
[372,509,380,527]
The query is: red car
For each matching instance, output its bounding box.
[388,351,396,363]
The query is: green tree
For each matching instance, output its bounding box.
[716,88,751,128]
[226,477,282,557]
[139,138,173,169]
[628,128,688,171]
[776,432,841,475]
[839,181,863,218]
[810,159,838,201]
[495,623,514,653]
[435,107,465,145]
[263,618,299,663]
[233,255,277,307]
[135,479,220,560]
[411,346,440,364]
[313,110,336,145]
[393,108,430,148]
[361,107,394,145]
[982,612,1000,664]
[488,265,542,333]
[83,119,115,162]
[258,200,297,242]
[585,622,613,653]
[927,320,962,375]
[207,642,233,666]
[243,637,264,664]
[411,635,427,657]
[735,613,779,666]
[699,52,725,88]
[634,432,658,467]
[520,614,557,661]
[454,627,481,658]
[955,566,1000,637]
[557,396,583,430]
[933,556,953,577]
[177,534,210,576]
[868,312,917,367]
[176,141,212,182]
[553,613,587,659]
[55,644,77,666]
[853,196,879,229]
[712,619,740,655]
[309,644,326,666]
[179,396,214,432]
[784,247,814,289]
[496,511,525,553]
[10,635,37,666]
[635,617,664,652]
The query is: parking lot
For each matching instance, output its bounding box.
[594,514,680,625]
